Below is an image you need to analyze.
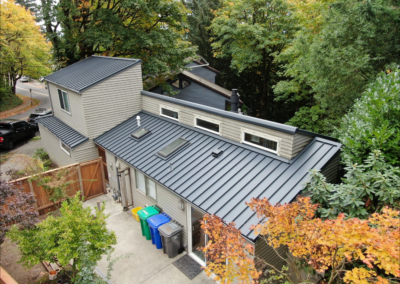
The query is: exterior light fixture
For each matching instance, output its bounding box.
[178,200,185,210]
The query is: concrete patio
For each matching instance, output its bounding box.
[83,194,215,284]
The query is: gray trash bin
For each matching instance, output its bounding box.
[158,221,182,258]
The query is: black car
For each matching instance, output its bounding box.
[0,119,36,150]
[28,108,52,130]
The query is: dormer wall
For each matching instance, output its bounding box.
[141,93,313,160]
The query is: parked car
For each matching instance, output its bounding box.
[0,119,36,150]
[28,108,52,130]
[20,76,30,82]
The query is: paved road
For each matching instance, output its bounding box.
[10,80,51,120]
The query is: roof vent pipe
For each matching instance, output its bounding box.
[136,115,141,127]
[231,89,240,113]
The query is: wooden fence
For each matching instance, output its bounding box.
[7,157,106,215]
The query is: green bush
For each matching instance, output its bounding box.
[336,71,400,166]
[33,148,52,170]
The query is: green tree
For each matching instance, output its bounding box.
[276,0,400,134]
[336,71,400,167]
[305,150,400,219]
[0,0,52,95]
[39,0,196,85]
[8,193,116,279]
[15,0,39,18]
[185,0,222,65]
[209,0,297,120]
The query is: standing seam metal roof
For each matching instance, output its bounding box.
[94,111,341,241]
[44,56,141,93]
[36,115,88,148]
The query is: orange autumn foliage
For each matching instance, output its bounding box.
[200,215,261,283]
[248,197,400,284]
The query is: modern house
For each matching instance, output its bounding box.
[150,58,243,111]
[37,56,341,270]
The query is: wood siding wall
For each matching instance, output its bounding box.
[38,124,76,167]
[142,95,311,160]
[82,65,143,138]
[105,151,118,190]
[48,82,89,136]
[321,153,341,184]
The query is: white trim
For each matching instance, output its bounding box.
[159,105,180,121]
[241,127,281,155]
[187,203,207,267]
[194,115,221,135]
[57,89,72,114]
[60,140,71,156]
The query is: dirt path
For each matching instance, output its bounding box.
[0,238,47,284]
[0,94,40,119]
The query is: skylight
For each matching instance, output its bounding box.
[158,137,188,158]
[131,128,150,139]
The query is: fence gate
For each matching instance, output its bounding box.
[80,158,106,200]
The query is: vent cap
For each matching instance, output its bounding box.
[212,148,223,157]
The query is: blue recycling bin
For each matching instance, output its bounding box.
[147,213,171,249]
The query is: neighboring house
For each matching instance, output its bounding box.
[150,59,243,111]
[37,56,341,271]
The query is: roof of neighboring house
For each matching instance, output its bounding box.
[36,115,88,148]
[191,60,220,74]
[181,71,233,99]
[45,56,141,94]
[94,111,341,241]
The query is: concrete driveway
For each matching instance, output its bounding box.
[83,194,215,284]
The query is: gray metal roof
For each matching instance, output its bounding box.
[95,111,341,241]
[36,115,88,148]
[45,56,141,93]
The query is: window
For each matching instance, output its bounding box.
[135,170,157,200]
[58,89,70,113]
[171,78,190,89]
[131,128,150,139]
[160,106,179,121]
[195,116,220,134]
[158,137,188,158]
[60,141,71,156]
[241,128,281,154]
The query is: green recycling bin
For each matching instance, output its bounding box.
[137,206,160,240]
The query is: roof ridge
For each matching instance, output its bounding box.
[91,55,139,61]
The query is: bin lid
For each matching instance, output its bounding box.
[159,221,182,237]
[137,206,160,220]
[147,213,171,229]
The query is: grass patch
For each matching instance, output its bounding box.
[30,136,41,141]
[0,94,23,112]
[0,151,15,164]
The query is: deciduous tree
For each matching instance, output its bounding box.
[0,0,51,94]
[8,193,117,279]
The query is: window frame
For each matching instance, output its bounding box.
[60,140,71,156]
[57,89,71,114]
[159,105,180,121]
[241,128,281,155]
[194,115,221,135]
[135,170,157,201]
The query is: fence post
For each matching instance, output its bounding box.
[99,157,107,194]
[27,179,38,210]
[77,165,84,197]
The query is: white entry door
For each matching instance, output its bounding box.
[186,203,207,266]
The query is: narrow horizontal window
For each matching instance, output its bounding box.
[196,118,220,134]
[161,107,179,120]
[158,137,188,158]
[131,128,150,139]
[244,133,278,152]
